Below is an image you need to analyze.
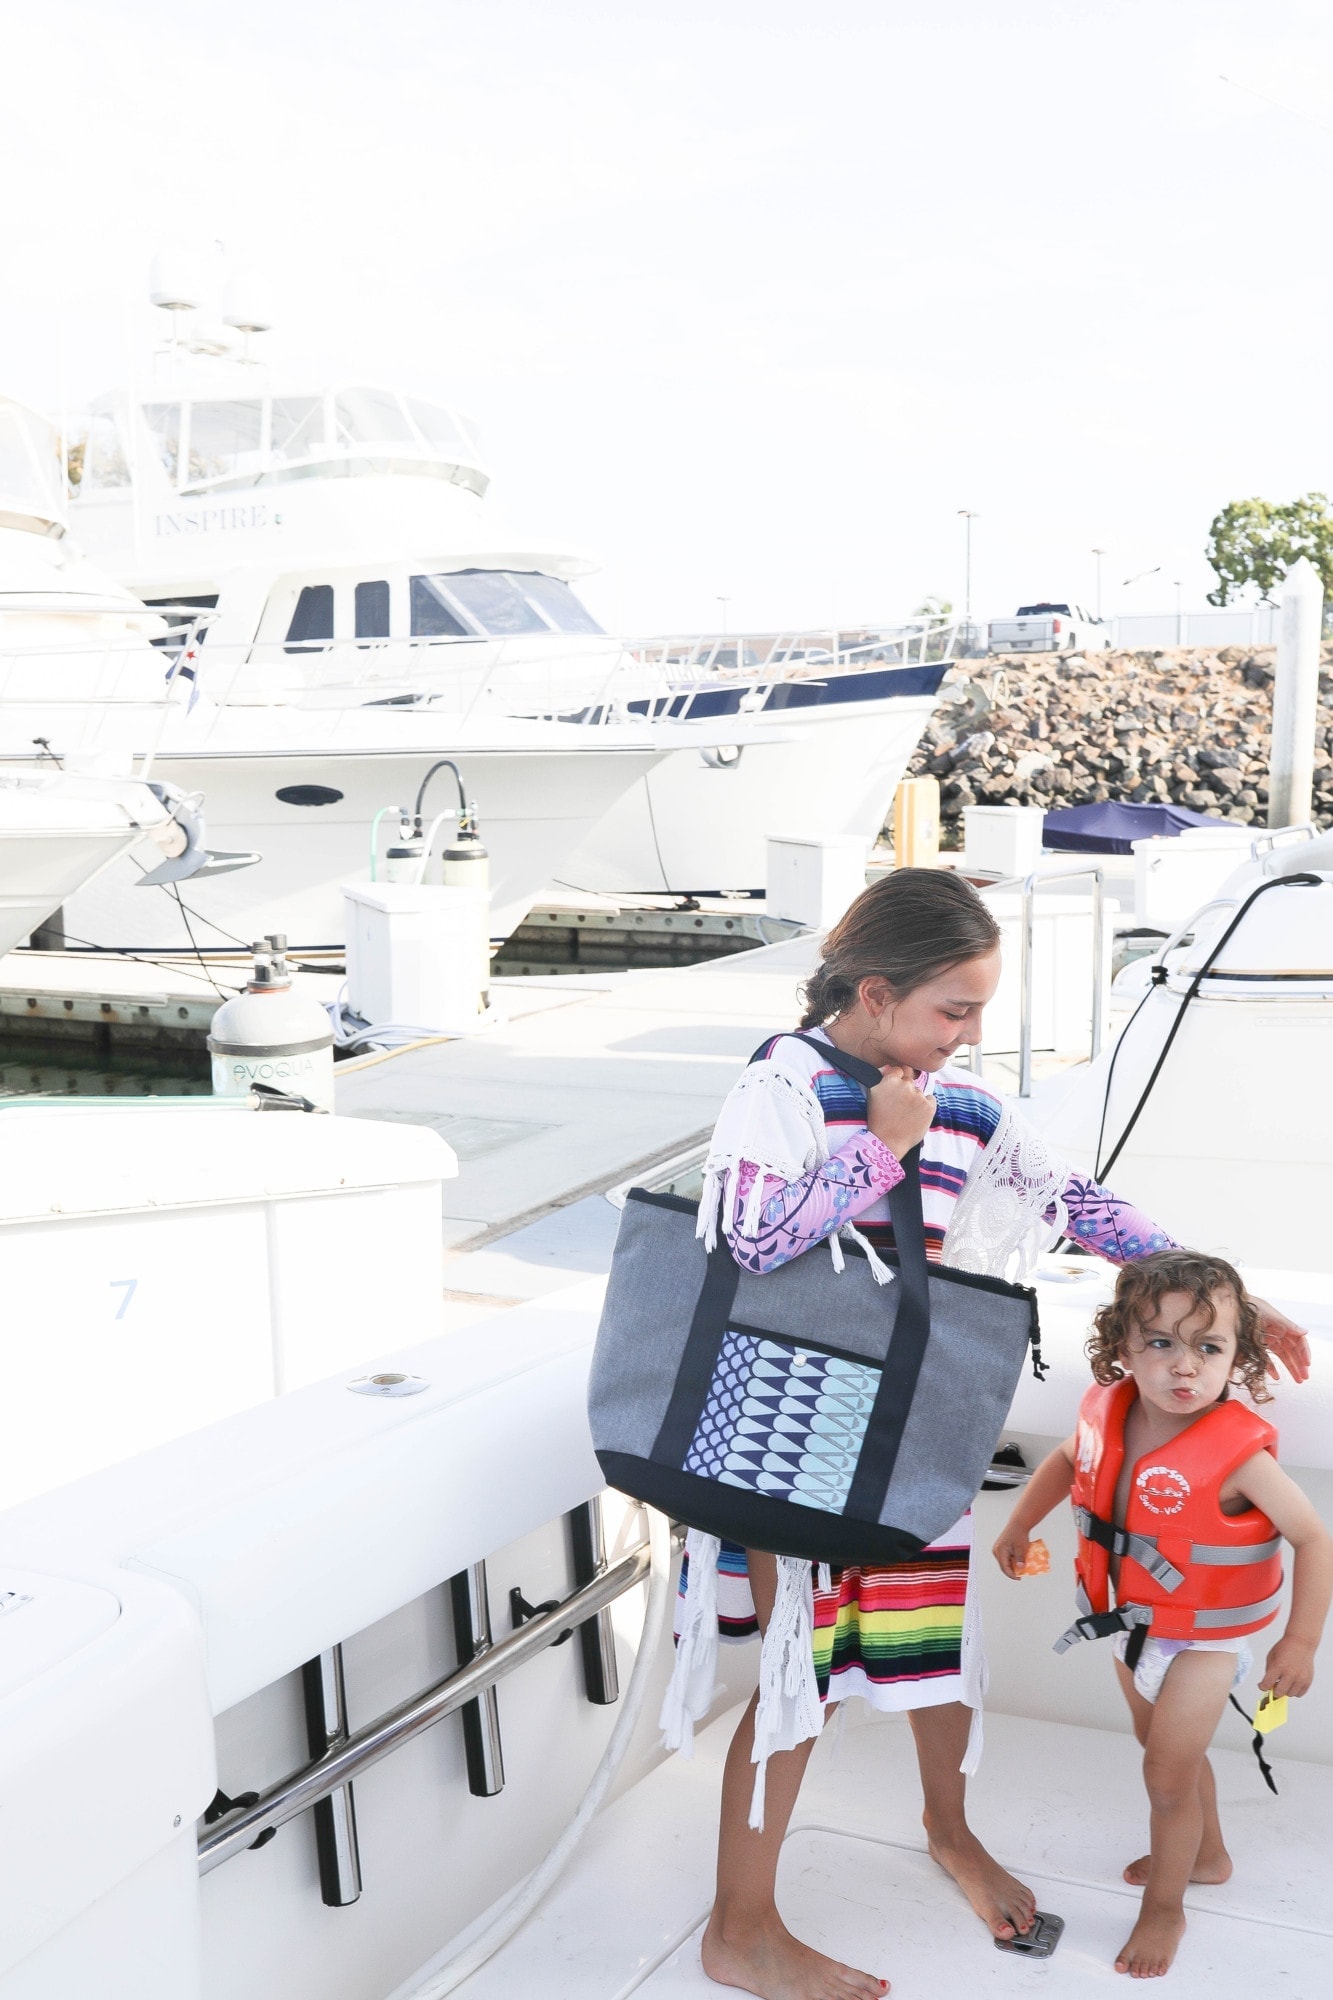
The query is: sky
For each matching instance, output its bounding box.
[2,0,1332,634]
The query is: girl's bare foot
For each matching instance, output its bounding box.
[1122,1846,1231,1887]
[1115,1907,1187,1978]
[701,1911,888,1999]
[925,1825,1037,1941]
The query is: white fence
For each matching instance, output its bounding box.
[1109,606,1280,649]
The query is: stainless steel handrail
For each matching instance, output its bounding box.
[1018,865,1106,1098]
[196,1536,652,1874]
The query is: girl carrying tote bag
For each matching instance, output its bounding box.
[589,1035,1046,1569]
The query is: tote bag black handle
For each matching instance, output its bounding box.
[650,1031,935,1516]
[777,1036,935,1524]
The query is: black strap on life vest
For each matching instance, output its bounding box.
[1052,1602,1152,1656]
[1073,1506,1186,1591]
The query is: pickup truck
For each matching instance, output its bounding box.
[987,602,1112,654]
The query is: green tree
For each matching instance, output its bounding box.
[914,595,953,619]
[1206,492,1333,604]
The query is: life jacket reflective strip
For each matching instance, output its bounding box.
[1057,1377,1282,1652]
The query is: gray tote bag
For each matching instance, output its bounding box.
[588,1036,1045,1565]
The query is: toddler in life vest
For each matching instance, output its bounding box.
[992,1250,1332,1980]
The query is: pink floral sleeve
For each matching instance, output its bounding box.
[1055,1174,1179,1263]
[723,1134,904,1274]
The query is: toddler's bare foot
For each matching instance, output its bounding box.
[1122,1846,1231,1887]
[924,1824,1037,1941]
[1115,1906,1187,1978]
[701,1911,887,1999]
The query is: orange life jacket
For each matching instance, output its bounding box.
[1055,1377,1283,1656]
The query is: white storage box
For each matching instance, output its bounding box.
[1132,827,1255,930]
[961,804,1047,878]
[343,880,491,1028]
[765,834,869,930]
[0,1101,455,1510]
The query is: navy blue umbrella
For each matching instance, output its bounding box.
[1042,801,1230,854]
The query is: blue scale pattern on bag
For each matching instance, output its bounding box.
[683,1327,880,1513]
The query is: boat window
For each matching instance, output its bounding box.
[405,397,476,459]
[409,575,470,638]
[186,401,264,487]
[270,397,325,462]
[435,570,552,635]
[76,414,131,492]
[514,572,604,634]
[285,584,335,652]
[144,404,183,483]
[335,388,413,448]
[355,579,391,640]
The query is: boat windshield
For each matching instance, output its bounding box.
[135,388,486,493]
[0,401,66,522]
[411,570,603,638]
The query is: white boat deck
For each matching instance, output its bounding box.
[434,1702,1329,1999]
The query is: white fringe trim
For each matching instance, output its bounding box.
[749,1555,823,1831]
[658,1530,721,1757]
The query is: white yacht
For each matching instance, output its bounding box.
[0,386,699,951]
[0,395,247,950]
[62,303,952,921]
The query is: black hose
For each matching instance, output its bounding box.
[415,759,467,823]
[1094,872,1323,1182]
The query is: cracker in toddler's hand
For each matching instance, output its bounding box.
[1017,1539,1049,1577]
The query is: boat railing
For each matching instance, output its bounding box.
[0,614,958,738]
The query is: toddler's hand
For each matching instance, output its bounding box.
[1260,1636,1316,1699]
[993,1525,1035,1579]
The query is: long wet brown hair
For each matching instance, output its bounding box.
[798,869,1001,1029]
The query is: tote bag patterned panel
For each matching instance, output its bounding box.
[683,1325,880,1514]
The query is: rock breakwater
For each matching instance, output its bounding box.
[906,645,1333,842]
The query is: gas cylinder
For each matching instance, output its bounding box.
[208,933,335,1110]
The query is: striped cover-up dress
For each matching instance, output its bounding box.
[688,1026,1176,1717]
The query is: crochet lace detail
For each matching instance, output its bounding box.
[941,1103,1069,1284]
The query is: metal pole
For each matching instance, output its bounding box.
[1092,549,1105,620]
[300,1647,362,1907]
[198,1538,652,1874]
[1018,873,1035,1097]
[568,1499,620,1706]
[1269,555,1324,828]
[449,1562,505,1796]
[1090,868,1105,1060]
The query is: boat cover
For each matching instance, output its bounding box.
[1042,800,1228,854]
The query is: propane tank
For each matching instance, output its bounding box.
[208,932,335,1110]
[440,803,489,892]
[382,809,425,883]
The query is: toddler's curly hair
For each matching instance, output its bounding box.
[1086,1248,1271,1403]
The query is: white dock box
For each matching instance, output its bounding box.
[0,1102,455,1511]
[765,834,869,930]
[1132,826,1254,930]
[343,880,491,1029]
[961,804,1047,878]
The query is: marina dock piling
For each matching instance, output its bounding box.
[1268,555,1324,829]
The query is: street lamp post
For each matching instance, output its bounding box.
[1092,548,1106,620]
[716,596,731,641]
[1173,580,1183,646]
[957,510,979,637]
